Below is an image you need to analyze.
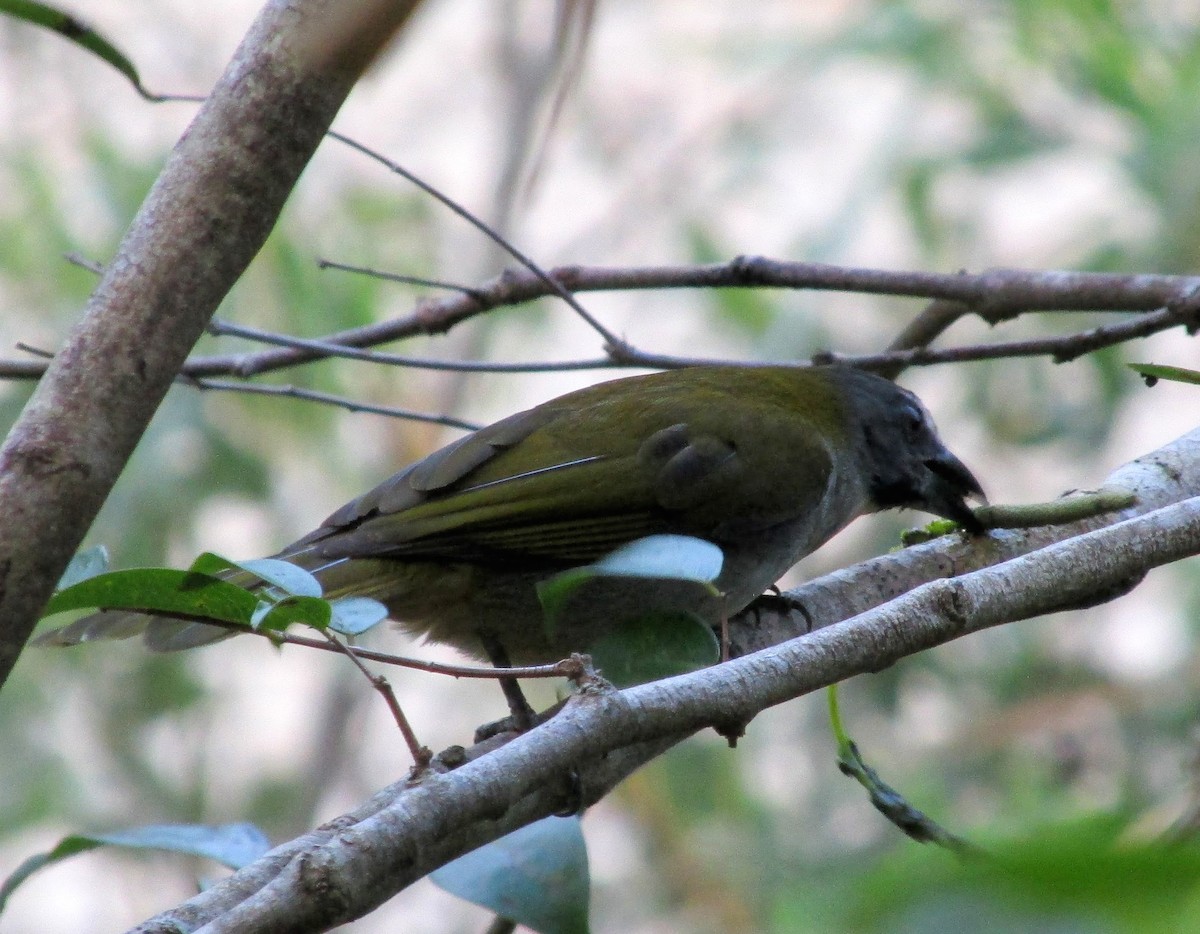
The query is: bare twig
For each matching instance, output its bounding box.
[59,611,574,680]
[316,258,485,296]
[182,375,482,430]
[62,252,105,275]
[321,630,432,768]
[8,260,1199,387]
[879,298,972,378]
[13,342,53,359]
[206,318,616,374]
[328,130,634,357]
[0,359,49,379]
[823,301,1200,369]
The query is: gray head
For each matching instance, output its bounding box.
[828,366,985,532]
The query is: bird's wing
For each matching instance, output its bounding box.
[297,451,670,566]
[292,376,840,568]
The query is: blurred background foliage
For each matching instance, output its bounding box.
[2,0,1200,931]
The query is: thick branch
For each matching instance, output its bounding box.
[131,429,1200,933]
[0,0,419,685]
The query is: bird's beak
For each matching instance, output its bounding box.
[923,450,986,533]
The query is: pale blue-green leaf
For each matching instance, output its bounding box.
[236,558,323,597]
[0,823,269,916]
[91,822,270,866]
[329,597,390,635]
[431,816,589,934]
[56,545,110,590]
[537,536,724,627]
[250,600,275,630]
[591,535,723,582]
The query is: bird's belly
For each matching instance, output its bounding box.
[395,565,724,666]
[381,499,862,666]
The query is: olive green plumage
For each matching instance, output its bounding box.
[59,365,984,663]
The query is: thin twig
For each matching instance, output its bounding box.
[321,629,432,768]
[207,318,616,374]
[316,258,484,296]
[14,343,54,359]
[124,613,575,678]
[822,301,1199,369]
[10,260,1200,386]
[328,130,634,357]
[62,252,105,275]
[181,375,481,430]
[879,299,972,378]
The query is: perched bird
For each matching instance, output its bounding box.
[50,365,984,665]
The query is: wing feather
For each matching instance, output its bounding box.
[296,367,845,569]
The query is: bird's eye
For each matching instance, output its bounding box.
[901,405,924,438]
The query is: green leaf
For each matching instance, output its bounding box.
[588,611,720,688]
[899,518,963,546]
[0,0,161,100]
[0,841,101,916]
[431,816,590,934]
[1129,362,1200,386]
[849,816,1200,934]
[252,595,332,632]
[329,597,390,635]
[535,568,589,623]
[827,684,974,852]
[0,823,270,915]
[187,551,241,577]
[56,545,110,590]
[42,568,258,623]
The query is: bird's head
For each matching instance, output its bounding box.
[831,366,985,533]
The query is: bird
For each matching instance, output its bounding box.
[45,364,984,666]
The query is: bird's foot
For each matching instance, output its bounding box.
[744,587,814,632]
[474,705,540,743]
